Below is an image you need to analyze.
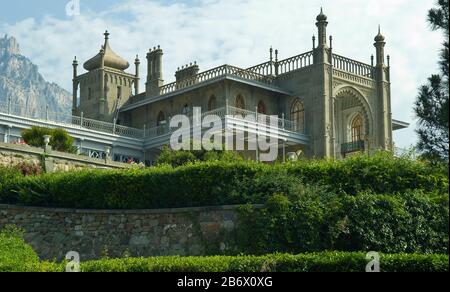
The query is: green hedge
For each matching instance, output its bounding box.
[0,225,40,272]
[0,152,447,209]
[30,253,450,272]
[236,190,449,255]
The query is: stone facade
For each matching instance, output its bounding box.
[0,142,131,172]
[0,204,244,261]
[71,9,408,162]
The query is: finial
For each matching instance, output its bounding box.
[387,55,390,66]
[275,49,279,62]
[104,30,110,40]
[312,35,316,49]
[374,25,385,42]
[371,54,374,67]
[329,35,333,49]
[316,7,327,21]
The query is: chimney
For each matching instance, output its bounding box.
[146,46,164,97]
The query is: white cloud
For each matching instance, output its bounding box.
[0,0,443,148]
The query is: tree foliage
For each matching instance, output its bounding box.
[21,126,76,153]
[415,0,449,162]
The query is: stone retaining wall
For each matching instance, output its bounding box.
[0,142,130,172]
[0,204,244,261]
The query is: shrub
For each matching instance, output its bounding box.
[283,151,448,195]
[237,190,449,255]
[155,145,243,167]
[23,252,450,272]
[14,162,42,176]
[21,126,75,153]
[0,225,40,272]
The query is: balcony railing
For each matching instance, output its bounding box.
[0,101,144,139]
[159,65,275,96]
[144,105,306,140]
[332,54,374,79]
[277,51,314,75]
[341,140,365,154]
[1,100,308,145]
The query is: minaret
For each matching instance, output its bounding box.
[373,26,392,150]
[374,25,386,79]
[312,7,333,158]
[72,56,78,115]
[316,8,328,48]
[134,55,140,95]
[99,31,108,117]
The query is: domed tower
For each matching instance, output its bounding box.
[72,31,140,122]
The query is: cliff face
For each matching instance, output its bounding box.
[0,35,71,117]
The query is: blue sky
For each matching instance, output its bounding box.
[0,0,444,148]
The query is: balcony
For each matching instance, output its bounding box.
[341,140,365,154]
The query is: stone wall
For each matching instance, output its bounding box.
[0,204,244,261]
[0,142,130,172]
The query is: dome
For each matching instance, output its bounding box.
[316,8,327,22]
[374,26,385,42]
[83,31,130,71]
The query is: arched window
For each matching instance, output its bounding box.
[235,95,245,110]
[291,99,305,133]
[157,111,166,126]
[351,114,363,142]
[208,95,217,111]
[257,101,266,115]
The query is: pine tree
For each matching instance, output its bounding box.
[414,0,449,162]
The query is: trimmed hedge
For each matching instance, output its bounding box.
[30,253,450,272]
[236,190,449,255]
[0,225,40,272]
[1,226,447,272]
[0,152,447,209]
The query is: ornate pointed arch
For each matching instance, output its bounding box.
[334,86,374,137]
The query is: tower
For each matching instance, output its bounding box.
[374,26,393,150]
[312,8,334,158]
[72,31,139,122]
[146,46,164,97]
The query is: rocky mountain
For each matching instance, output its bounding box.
[0,34,71,117]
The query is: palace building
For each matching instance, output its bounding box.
[1,9,409,163]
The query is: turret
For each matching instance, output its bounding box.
[316,8,328,48]
[374,25,386,68]
[134,55,140,95]
[72,56,78,114]
[146,46,164,96]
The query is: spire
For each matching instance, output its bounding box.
[316,7,328,47]
[374,25,385,42]
[104,30,110,44]
[316,7,327,22]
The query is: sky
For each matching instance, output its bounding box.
[0,0,444,148]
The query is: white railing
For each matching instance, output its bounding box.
[277,51,314,75]
[159,65,275,96]
[0,101,144,139]
[144,106,306,140]
[332,54,374,79]
[246,61,274,76]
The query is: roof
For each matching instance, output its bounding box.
[83,31,130,71]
